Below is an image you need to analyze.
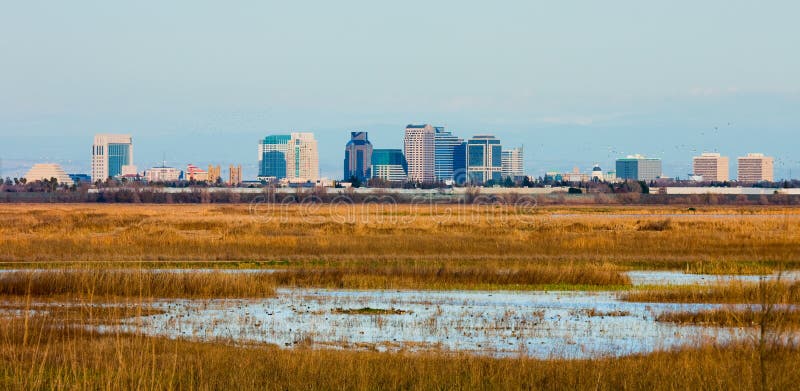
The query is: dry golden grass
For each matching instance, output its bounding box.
[657,307,800,328]
[623,281,800,304]
[1,204,799,274]
[1,312,799,391]
[0,269,276,298]
[267,262,630,289]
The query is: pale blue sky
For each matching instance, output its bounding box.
[1,1,799,179]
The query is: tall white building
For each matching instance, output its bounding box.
[501,147,524,180]
[286,132,319,182]
[403,124,435,183]
[92,134,134,182]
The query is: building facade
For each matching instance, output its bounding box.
[371,149,408,182]
[466,135,503,185]
[615,155,662,181]
[92,134,134,182]
[737,153,774,182]
[144,166,181,182]
[186,164,208,182]
[403,124,435,183]
[693,152,729,182]
[501,147,524,180]
[433,127,463,183]
[258,135,291,181]
[343,132,373,181]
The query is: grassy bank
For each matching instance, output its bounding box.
[0,265,629,293]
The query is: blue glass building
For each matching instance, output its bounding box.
[433,127,464,183]
[258,135,291,180]
[466,135,503,185]
[343,132,373,181]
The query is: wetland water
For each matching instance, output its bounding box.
[4,269,798,358]
[105,289,765,359]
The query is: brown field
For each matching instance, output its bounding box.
[1,204,799,275]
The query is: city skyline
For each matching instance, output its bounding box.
[2,2,799,180]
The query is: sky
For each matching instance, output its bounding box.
[1,1,799,180]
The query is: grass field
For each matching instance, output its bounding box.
[1,204,799,390]
[1,204,799,275]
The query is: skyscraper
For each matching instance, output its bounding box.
[434,127,463,182]
[501,147,524,180]
[258,135,291,181]
[92,134,133,182]
[615,155,662,181]
[737,153,774,182]
[287,132,319,182]
[343,132,373,181]
[466,135,503,185]
[371,149,408,182]
[403,124,435,183]
[692,152,729,182]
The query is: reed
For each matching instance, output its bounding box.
[267,263,630,289]
[657,307,800,328]
[623,281,800,304]
[0,269,276,298]
[1,313,799,391]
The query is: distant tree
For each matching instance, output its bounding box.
[503,176,514,188]
[348,175,362,188]
[522,176,533,187]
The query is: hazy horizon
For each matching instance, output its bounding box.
[2,1,799,180]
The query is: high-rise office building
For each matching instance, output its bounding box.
[258,133,319,182]
[371,149,408,182]
[92,134,134,182]
[737,153,774,182]
[615,154,662,181]
[343,132,373,181]
[434,127,463,182]
[453,141,467,185]
[258,135,291,181]
[466,135,503,185]
[692,152,729,182]
[501,147,524,180]
[287,132,319,182]
[404,124,435,183]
